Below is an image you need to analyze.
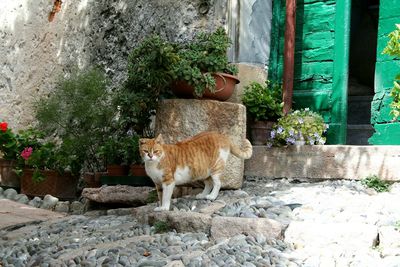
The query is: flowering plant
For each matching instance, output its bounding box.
[267,108,329,147]
[0,121,19,160]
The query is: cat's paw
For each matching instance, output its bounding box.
[205,194,217,201]
[154,206,169,212]
[195,193,207,199]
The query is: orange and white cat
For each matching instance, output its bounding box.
[139,131,253,211]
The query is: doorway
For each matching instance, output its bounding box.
[347,0,379,145]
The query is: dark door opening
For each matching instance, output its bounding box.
[347,0,379,145]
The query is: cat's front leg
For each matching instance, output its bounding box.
[155,184,163,206]
[154,180,175,211]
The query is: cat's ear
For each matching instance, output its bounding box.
[155,134,164,144]
[139,138,148,146]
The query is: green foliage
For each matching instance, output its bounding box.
[119,28,237,133]
[242,81,283,121]
[0,122,19,160]
[361,175,390,193]
[152,220,171,234]
[173,27,238,97]
[35,68,115,172]
[268,108,328,147]
[98,134,140,165]
[146,190,158,204]
[383,24,400,120]
[395,221,400,231]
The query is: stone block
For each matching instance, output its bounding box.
[285,221,378,250]
[210,216,282,240]
[155,99,248,189]
[379,226,400,257]
[245,145,400,181]
[82,185,154,206]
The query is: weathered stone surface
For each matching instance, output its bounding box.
[210,216,282,240]
[229,63,267,104]
[133,206,212,234]
[285,222,378,250]
[0,0,228,130]
[82,185,153,206]
[41,195,59,210]
[155,99,248,189]
[379,226,400,257]
[3,188,18,200]
[54,201,70,213]
[70,201,85,215]
[245,145,400,181]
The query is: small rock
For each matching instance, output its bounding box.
[3,188,18,200]
[54,201,70,213]
[0,187,4,196]
[28,196,43,208]
[70,201,84,215]
[40,195,59,210]
[15,194,29,204]
[107,208,133,216]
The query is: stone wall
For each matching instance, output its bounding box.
[0,0,228,130]
[0,0,272,130]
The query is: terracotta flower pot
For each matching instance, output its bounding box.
[106,164,129,176]
[21,169,78,199]
[250,121,276,145]
[0,159,20,188]
[171,72,240,101]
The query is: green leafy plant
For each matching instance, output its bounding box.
[361,175,390,192]
[268,108,328,147]
[172,27,238,97]
[242,80,283,121]
[146,190,158,204]
[382,24,400,119]
[35,68,115,173]
[152,220,171,234]
[98,133,140,166]
[118,28,237,134]
[0,121,19,160]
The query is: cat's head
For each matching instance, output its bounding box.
[139,134,164,162]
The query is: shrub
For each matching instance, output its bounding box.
[361,175,390,192]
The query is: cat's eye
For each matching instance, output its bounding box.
[142,150,148,153]
[154,150,160,153]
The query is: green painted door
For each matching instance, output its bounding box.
[269,0,351,144]
[368,0,400,144]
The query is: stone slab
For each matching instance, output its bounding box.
[285,221,378,250]
[155,99,248,189]
[0,199,64,230]
[82,185,154,206]
[210,216,282,240]
[245,145,400,181]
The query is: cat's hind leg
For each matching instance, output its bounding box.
[196,177,213,199]
[205,173,222,200]
[154,181,175,211]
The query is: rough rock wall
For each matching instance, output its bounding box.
[0,0,227,130]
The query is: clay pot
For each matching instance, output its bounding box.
[250,121,276,145]
[171,72,240,101]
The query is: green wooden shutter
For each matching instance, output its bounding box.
[369,0,400,145]
[269,0,351,144]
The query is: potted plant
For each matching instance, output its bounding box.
[242,80,283,145]
[34,68,115,176]
[268,108,329,147]
[16,132,80,199]
[0,121,20,188]
[171,27,239,100]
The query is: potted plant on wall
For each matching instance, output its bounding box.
[0,121,20,188]
[16,131,80,199]
[268,108,329,147]
[171,27,239,100]
[242,80,283,145]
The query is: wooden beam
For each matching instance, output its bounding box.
[282,0,297,115]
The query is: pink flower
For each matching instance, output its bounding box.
[21,147,33,160]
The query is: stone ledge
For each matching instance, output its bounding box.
[245,145,400,181]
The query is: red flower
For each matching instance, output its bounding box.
[0,121,8,132]
[21,147,33,160]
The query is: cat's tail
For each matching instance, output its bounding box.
[230,138,253,159]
